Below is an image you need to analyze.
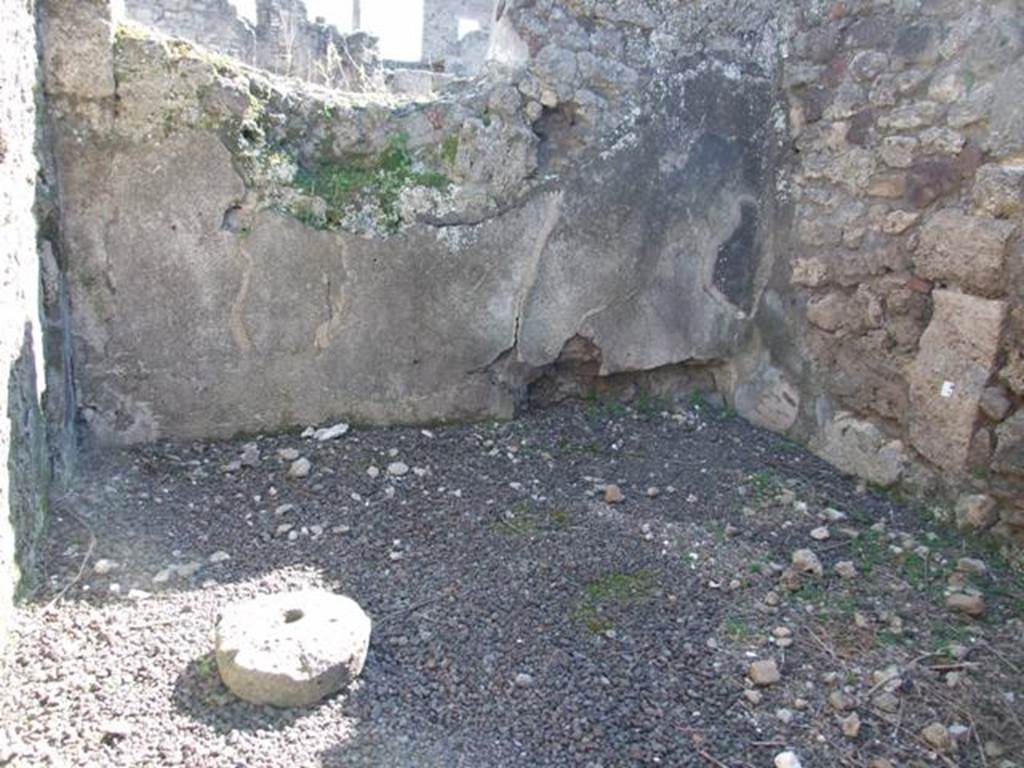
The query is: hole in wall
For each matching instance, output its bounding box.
[458,17,481,40]
[533,104,582,173]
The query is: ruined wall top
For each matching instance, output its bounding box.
[422,0,494,75]
[123,0,384,91]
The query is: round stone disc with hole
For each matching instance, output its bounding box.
[214,590,371,707]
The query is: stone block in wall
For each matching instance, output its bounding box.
[955,493,998,531]
[1004,350,1024,397]
[993,411,1024,477]
[980,386,1013,422]
[41,0,117,100]
[973,163,1024,219]
[988,59,1024,157]
[880,136,917,169]
[948,83,992,130]
[877,102,942,132]
[915,210,1017,296]
[892,22,941,65]
[733,363,799,434]
[906,158,961,209]
[908,290,1007,472]
[812,411,909,487]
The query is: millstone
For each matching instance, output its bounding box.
[214,590,371,707]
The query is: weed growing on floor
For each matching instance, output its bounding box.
[584,392,627,420]
[195,654,218,682]
[851,528,886,574]
[494,501,573,537]
[721,614,754,641]
[573,570,653,634]
[632,393,667,420]
[749,469,782,501]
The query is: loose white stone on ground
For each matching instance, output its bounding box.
[288,458,311,478]
[215,590,372,708]
[775,751,803,768]
[93,558,118,575]
[314,422,350,441]
[810,526,830,541]
[387,462,410,477]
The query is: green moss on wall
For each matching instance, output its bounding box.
[290,134,451,233]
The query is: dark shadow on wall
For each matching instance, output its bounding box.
[4,323,50,601]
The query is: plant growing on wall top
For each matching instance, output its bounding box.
[291,132,450,232]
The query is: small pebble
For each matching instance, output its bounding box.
[93,559,119,575]
[604,484,625,504]
[791,549,823,577]
[946,592,985,617]
[288,458,311,478]
[840,712,861,739]
[834,561,857,579]
[921,722,952,752]
[514,672,534,688]
[749,659,781,686]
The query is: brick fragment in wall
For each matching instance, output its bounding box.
[908,290,1007,472]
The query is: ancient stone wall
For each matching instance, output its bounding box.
[778,0,1024,544]
[422,0,494,74]
[125,0,254,59]
[123,0,384,91]
[38,0,1024,550]
[1,0,49,642]
[51,0,783,443]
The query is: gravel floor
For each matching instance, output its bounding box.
[2,399,1023,768]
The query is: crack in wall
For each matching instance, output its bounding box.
[229,242,254,353]
[313,258,348,353]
